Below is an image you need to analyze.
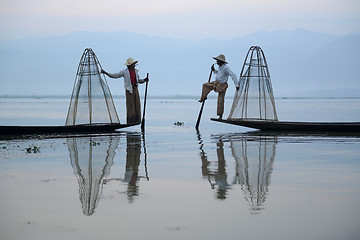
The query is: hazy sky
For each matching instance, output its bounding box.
[1,0,359,41]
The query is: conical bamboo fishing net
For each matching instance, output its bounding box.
[66,48,120,126]
[228,46,278,121]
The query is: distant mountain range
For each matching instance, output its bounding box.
[0,29,359,98]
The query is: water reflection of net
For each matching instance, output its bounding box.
[228,46,278,121]
[68,135,119,215]
[66,48,120,126]
[231,136,276,214]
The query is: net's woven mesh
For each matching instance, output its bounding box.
[66,48,120,126]
[228,46,278,121]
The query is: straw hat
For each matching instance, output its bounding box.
[124,57,138,66]
[213,54,227,63]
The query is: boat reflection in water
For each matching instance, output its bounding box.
[200,132,277,214]
[67,133,147,215]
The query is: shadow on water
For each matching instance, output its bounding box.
[197,130,277,214]
[67,132,149,216]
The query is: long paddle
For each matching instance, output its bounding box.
[141,73,149,132]
[195,65,214,129]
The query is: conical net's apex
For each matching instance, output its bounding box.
[228,46,278,121]
[66,48,120,126]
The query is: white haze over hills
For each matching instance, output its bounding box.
[0,29,359,98]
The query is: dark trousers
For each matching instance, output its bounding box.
[125,86,141,124]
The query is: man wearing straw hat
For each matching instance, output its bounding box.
[199,54,239,119]
[101,58,149,124]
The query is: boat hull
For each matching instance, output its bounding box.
[211,118,360,132]
[0,123,139,135]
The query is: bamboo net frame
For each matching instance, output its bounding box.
[228,46,278,121]
[66,48,120,126]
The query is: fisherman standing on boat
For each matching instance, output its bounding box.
[101,58,149,124]
[199,54,239,119]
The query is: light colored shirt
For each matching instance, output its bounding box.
[107,68,145,93]
[214,64,239,86]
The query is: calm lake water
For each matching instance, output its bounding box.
[1,97,360,240]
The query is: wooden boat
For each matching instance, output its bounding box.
[0,123,139,135]
[211,118,360,132]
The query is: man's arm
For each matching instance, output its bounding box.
[101,69,124,79]
[225,66,239,89]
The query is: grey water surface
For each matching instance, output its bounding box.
[1,98,360,240]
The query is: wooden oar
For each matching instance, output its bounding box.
[141,73,149,132]
[195,65,214,129]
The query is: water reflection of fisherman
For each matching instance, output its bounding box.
[199,135,231,200]
[213,140,231,199]
[199,133,276,212]
[124,134,142,203]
